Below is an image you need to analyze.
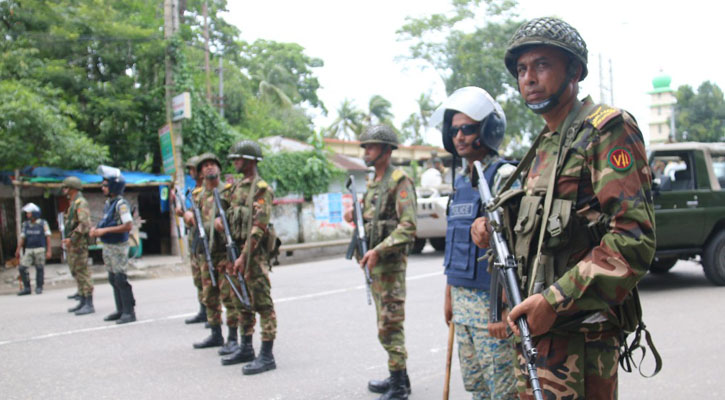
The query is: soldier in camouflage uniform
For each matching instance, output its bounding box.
[344,125,416,400]
[216,140,278,374]
[173,155,208,325]
[16,203,51,296]
[91,166,137,324]
[433,87,518,400]
[62,177,94,314]
[183,153,230,349]
[471,17,655,399]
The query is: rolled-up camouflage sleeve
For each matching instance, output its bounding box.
[72,200,92,240]
[543,114,656,315]
[250,186,273,243]
[374,177,417,254]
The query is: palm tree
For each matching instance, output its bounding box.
[256,65,298,108]
[401,92,437,145]
[363,95,394,125]
[326,99,364,140]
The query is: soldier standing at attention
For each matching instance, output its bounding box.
[217,140,278,374]
[91,166,137,324]
[172,156,208,325]
[343,125,417,400]
[471,17,655,399]
[183,153,229,349]
[62,177,94,314]
[16,203,51,296]
[433,86,518,399]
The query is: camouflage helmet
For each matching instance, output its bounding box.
[359,125,399,149]
[504,17,588,81]
[228,140,263,161]
[195,152,222,173]
[62,176,83,190]
[185,155,200,169]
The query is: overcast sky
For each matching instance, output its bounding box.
[224,0,722,146]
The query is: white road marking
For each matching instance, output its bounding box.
[0,271,442,347]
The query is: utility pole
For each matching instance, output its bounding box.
[218,55,224,117]
[203,0,211,102]
[164,0,185,257]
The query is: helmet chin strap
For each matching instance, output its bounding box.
[365,145,388,167]
[524,69,575,115]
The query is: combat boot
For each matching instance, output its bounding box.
[221,335,255,366]
[242,340,276,375]
[368,369,411,394]
[218,326,239,356]
[193,324,224,349]
[185,302,207,324]
[68,296,85,312]
[17,267,31,296]
[35,267,44,294]
[75,295,95,315]
[376,370,409,400]
[116,285,136,324]
[104,283,123,321]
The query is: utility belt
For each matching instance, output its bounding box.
[496,190,610,292]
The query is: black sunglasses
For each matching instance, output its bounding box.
[448,123,481,137]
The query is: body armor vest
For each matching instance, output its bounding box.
[98,197,129,244]
[23,220,47,249]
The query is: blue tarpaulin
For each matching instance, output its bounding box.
[18,167,173,185]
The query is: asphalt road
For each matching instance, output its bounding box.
[0,254,722,399]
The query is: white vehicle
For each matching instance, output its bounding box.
[413,183,452,253]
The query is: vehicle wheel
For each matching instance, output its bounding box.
[410,238,426,254]
[703,230,725,286]
[649,257,677,274]
[430,237,446,252]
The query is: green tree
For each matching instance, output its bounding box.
[326,99,364,140]
[401,92,437,145]
[397,0,542,153]
[674,81,725,142]
[364,95,395,126]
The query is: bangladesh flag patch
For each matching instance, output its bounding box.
[607,147,633,171]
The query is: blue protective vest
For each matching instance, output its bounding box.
[444,160,505,290]
[23,219,47,249]
[98,197,129,244]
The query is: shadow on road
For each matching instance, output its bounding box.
[638,262,714,292]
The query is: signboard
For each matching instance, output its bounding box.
[158,124,176,175]
[172,92,191,121]
[313,192,343,224]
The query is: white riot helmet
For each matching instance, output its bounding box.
[430,86,506,156]
[22,203,41,219]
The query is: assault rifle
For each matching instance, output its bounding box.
[344,175,373,305]
[57,213,67,262]
[190,195,217,288]
[212,188,251,309]
[473,160,544,400]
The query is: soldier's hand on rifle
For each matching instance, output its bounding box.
[471,217,492,248]
[62,238,70,249]
[507,293,557,337]
[234,255,246,276]
[489,309,511,339]
[214,217,224,233]
[360,249,379,274]
[343,206,353,223]
[183,211,195,227]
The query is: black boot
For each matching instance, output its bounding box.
[35,267,44,294]
[68,295,85,312]
[185,302,207,324]
[17,267,31,296]
[218,326,239,356]
[75,295,95,315]
[193,324,224,349]
[369,369,411,394]
[242,340,276,375]
[222,335,255,366]
[376,370,409,400]
[116,282,136,325]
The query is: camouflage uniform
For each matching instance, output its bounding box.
[511,97,655,399]
[362,166,417,371]
[192,183,230,327]
[65,193,93,296]
[100,197,133,274]
[225,175,276,341]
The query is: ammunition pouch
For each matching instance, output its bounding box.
[365,219,399,250]
[228,204,251,242]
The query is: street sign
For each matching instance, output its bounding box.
[172,92,191,121]
[158,124,176,175]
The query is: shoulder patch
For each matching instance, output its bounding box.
[607,147,634,172]
[391,169,405,182]
[586,104,622,130]
[74,198,83,205]
[257,180,268,189]
[224,183,232,190]
[192,187,203,195]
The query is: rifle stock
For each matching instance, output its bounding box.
[473,160,544,400]
[212,188,251,309]
[345,175,373,306]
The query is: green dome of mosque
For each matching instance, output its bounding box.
[652,74,671,90]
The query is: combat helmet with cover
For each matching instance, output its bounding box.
[195,152,222,173]
[228,140,263,161]
[359,125,399,149]
[62,176,83,190]
[504,16,588,81]
[185,155,201,169]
